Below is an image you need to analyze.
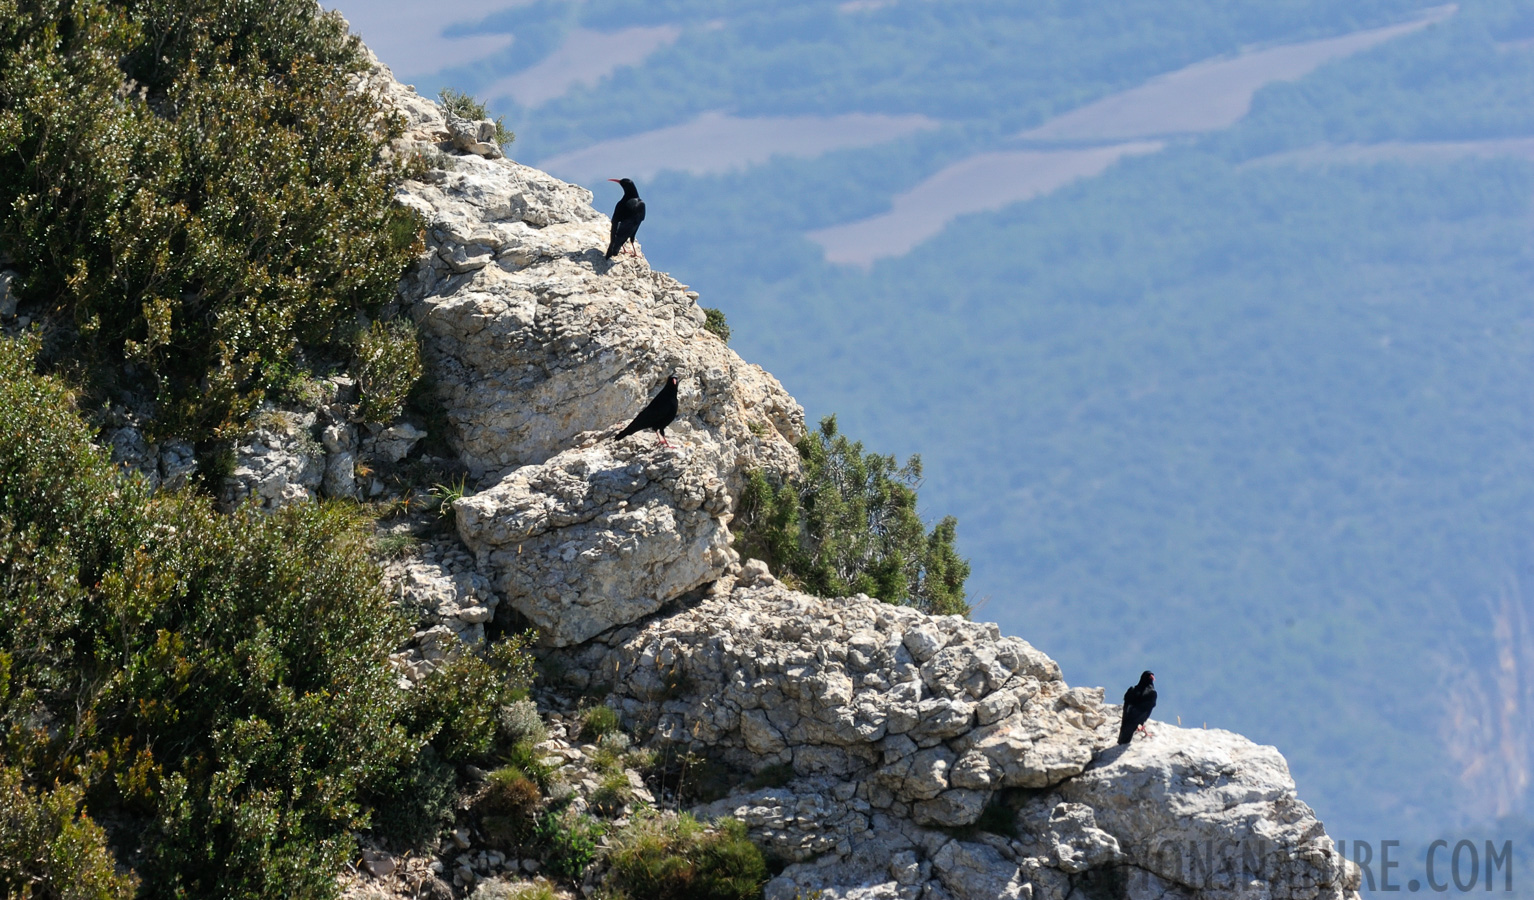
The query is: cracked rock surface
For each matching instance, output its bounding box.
[370,59,803,488]
[455,440,736,646]
[554,585,1357,900]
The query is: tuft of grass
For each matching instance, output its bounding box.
[478,767,543,845]
[431,474,470,526]
[439,88,515,146]
[578,705,621,744]
[471,879,560,900]
[602,813,767,900]
[373,530,420,559]
[590,770,636,817]
[501,740,561,792]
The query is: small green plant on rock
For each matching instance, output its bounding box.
[355,319,424,424]
[439,88,515,146]
[579,705,621,743]
[536,807,606,880]
[603,813,768,900]
[591,770,637,817]
[703,307,731,343]
[501,739,561,792]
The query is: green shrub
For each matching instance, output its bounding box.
[0,339,422,898]
[0,766,137,899]
[703,307,730,343]
[355,319,424,424]
[0,0,421,439]
[439,88,515,146]
[498,699,548,747]
[536,807,605,880]
[366,746,458,850]
[590,770,636,817]
[478,767,543,846]
[603,814,767,900]
[578,705,621,743]
[408,635,539,765]
[734,416,971,616]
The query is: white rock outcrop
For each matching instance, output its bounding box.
[563,584,1098,819]
[371,61,803,488]
[555,585,1357,900]
[455,440,735,646]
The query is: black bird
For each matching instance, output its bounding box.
[615,375,679,446]
[1117,670,1157,745]
[605,177,646,259]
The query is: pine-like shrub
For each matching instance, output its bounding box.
[734,415,971,615]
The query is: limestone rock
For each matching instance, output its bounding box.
[1056,727,1355,899]
[550,584,1356,900]
[455,440,735,646]
[447,115,504,159]
[364,58,803,489]
[219,411,324,511]
[568,584,1099,812]
[384,545,500,679]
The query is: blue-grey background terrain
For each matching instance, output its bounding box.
[337,0,1534,881]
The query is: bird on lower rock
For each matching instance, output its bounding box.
[614,374,679,446]
[605,177,645,259]
[1117,670,1157,744]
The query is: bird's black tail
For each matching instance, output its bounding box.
[613,421,642,441]
[604,239,620,259]
[1117,720,1135,745]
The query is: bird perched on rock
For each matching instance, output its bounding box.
[1117,671,1156,744]
[605,177,645,259]
[615,375,678,446]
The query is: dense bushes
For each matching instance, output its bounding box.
[735,415,970,615]
[0,338,415,896]
[0,0,420,438]
[0,339,549,896]
[0,766,137,899]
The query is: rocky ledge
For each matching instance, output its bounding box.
[554,582,1357,900]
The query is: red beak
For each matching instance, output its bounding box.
[608,178,621,183]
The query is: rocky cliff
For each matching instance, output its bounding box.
[332,51,1359,900]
